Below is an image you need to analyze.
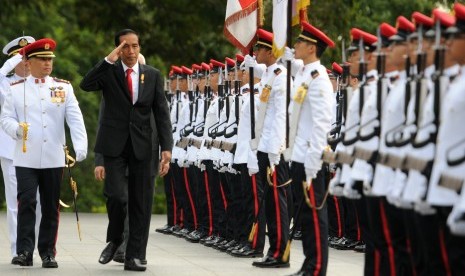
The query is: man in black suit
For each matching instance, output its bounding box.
[80,29,173,271]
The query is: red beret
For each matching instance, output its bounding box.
[225,57,236,67]
[332,62,343,75]
[210,59,225,69]
[348,28,377,52]
[375,22,397,47]
[171,65,182,75]
[236,54,244,63]
[256,28,273,49]
[22,38,56,59]
[447,3,465,34]
[201,62,210,71]
[181,66,193,75]
[299,21,335,48]
[412,12,434,29]
[192,64,202,71]
[432,9,456,28]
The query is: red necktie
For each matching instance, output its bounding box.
[126,68,133,102]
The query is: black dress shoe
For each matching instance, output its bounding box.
[42,255,58,268]
[200,234,214,244]
[185,230,207,243]
[174,228,191,238]
[11,256,21,265]
[113,250,125,263]
[213,238,229,250]
[227,242,243,253]
[252,255,290,268]
[155,224,173,234]
[218,239,237,251]
[140,259,147,265]
[230,244,264,258]
[14,251,33,266]
[353,242,366,253]
[332,237,358,250]
[124,258,146,271]
[203,235,221,247]
[99,241,122,264]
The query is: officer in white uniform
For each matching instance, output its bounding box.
[0,36,43,263]
[0,38,87,268]
[285,22,335,276]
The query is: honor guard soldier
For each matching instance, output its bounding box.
[284,22,335,276]
[0,35,43,264]
[0,38,88,268]
[244,28,291,268]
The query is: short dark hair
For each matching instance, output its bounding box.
[299,39,327,58]
[114,29,139,47]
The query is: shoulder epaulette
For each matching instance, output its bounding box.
[311,70,320,79]
[6,72,14,78]
[53,77,70,84]
[10,79,25,86]
[274,68,282,75]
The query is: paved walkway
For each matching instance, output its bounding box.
[0,212,363,275]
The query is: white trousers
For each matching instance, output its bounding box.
[1,157,41,257]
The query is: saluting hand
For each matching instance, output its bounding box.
[106,40,127,63]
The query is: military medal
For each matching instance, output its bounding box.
[140,73,145,84]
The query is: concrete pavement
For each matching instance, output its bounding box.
[0,212,364,275]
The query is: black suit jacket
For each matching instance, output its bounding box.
[80,59,172,160]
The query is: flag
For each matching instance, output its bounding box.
[292,0,310,26]
[224,0,262,54]
[272,0,288,58]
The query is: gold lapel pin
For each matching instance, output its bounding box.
[140,74,145,84]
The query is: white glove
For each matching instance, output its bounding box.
[414,201,436,215]
[177,157,187,168]
[343,179,361,200]
[386,194,412,209]
[76,150,87,162]
[447,205,465,236]
[362,166,374,196]
[16,124,25,139]
[244,54,257,69]
[305,168,318,184]
[247,150,259,176]
[268,153,280,166]
[0,54,22,76]
[329,168,344,197]
[281,47,294,62]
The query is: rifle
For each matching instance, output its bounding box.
[207,66,225,139]
[224,58,241,139]
[180,67,195,137]
[341,37,367,146]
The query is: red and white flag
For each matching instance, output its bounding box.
[224,0,261,54]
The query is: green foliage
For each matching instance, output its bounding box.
[0,0,457,213]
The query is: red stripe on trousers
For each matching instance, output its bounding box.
[355,208,361,241]
[252,174,259,249]
[379,200,396,276]
[333,196,342,237]
[272,171,282,259]
[204,171,213,236]
[183,168,197,229]
[309,184,322,276]
[375,249,380,276]
[170,177,177,225]
[406,238,417,276]
[439,228,452,276]
[219,181,228,210]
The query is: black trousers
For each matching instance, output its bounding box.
[163,167,176,226]
[225,168,243,241]
[344,197,361,242]
[104,138,154,259]
[256,151,290,259]
[328,195,345,238]
[351,181,375,276]
[239,163,266,250]
[205,160,224,236]
[16,167,62,257]
[170,162,185,227]
[291,162,329,276]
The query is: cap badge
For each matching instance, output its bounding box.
[19,38,28,47]
[45,43,50,50]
